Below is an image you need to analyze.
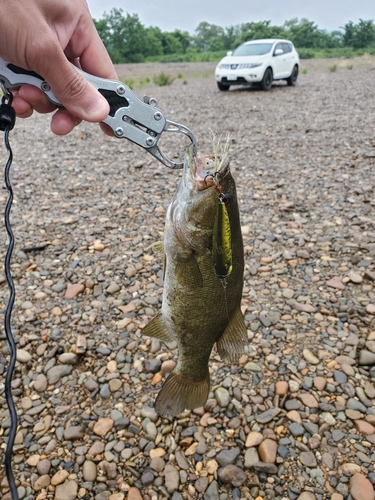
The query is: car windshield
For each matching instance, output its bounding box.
[232,43,273,56]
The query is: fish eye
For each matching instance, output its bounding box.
[220,193,231,205]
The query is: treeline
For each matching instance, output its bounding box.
[93,9,375,63]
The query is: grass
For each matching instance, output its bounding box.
[301,68,308,74]
[329,64,337,72]
[152,72,175,86]
[122,78,135,90]
[347,64,353,70]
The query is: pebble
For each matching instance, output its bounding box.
[51,470,69,486]
[258,439,277,463]
[33,475,50,491]
[127,487,143,500]
[65,283,85,298]
[299,393,318,408]
[303,349,319,365]
[299,451,318,467]
[216,448,240,466]
[93,418,114,437]
[350,473,375,500]
[245,431,264,447]
[34,374,48,392]
[354,420,375,435]
[275,380,289,395]
[218,465,247,487]
[47,365,72,384]
[348,270,363,283]
[215,387,230,407]
[16,349,32,363]
[244,448,260,468]
[359,350,375,365]
[82,460,97,481]
[64,426,85,440]
[298,493,317,500]
[289,423,305,436]
[164,464,180,493]
[150,457,165,472]
[204,480,219,500]
[55,480,78,500]
[255,407,281,423]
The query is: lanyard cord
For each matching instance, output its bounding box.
[0,88,19,500]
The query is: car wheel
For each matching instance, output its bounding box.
[287,65,298,86]
[217,82,230,91]
[260,68,273,91]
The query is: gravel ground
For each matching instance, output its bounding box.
[0,56,375,500]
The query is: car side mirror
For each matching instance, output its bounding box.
[274,49,283,56]
[226,51,233,56]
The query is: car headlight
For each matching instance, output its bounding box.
[238,63,262,69]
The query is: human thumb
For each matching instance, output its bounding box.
[41,50,109,122]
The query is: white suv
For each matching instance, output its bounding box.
[215,38,299,91]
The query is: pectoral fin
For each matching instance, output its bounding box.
[142,311,172,342]
[148,240,165,254]
[148,240,166,280]
[216,307,248,363]
[175,254,203,287]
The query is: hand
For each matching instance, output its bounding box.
[0,0,117,135]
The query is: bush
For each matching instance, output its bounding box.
[297,49,315,59]
[153,72,175,86]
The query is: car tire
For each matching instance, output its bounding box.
[260,68,273,91]
[217,82,230,91]
[287,65,298,86]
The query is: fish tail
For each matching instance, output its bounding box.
[155,372,210,418]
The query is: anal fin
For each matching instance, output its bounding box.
[216,307,248,363]
[155,372,210,417]
[142,311,172,343]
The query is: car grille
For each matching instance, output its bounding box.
[222,77,248,84]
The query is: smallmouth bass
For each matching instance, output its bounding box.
[143,144,247,417]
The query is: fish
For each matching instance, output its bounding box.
[142,141,247,417]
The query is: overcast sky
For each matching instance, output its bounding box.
[87,0,374,33]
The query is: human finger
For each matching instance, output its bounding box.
[50,108,81,135]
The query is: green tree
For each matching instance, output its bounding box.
[94,9,149,63]
[194,21,225,51]
[341,19,375,48]
[284,18,321,48]
[222,25,242,50]
[240,20,286,43]
[171,30,192,53]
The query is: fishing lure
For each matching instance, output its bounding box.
[212,192,232,278]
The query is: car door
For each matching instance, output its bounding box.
[281,42,295,75]
[272,42,289,78]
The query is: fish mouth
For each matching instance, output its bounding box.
[186,147,230,191]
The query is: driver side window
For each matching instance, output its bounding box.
[274,43,284,55]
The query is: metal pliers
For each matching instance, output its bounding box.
[0,58,197,169]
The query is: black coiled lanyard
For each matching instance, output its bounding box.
[0,82,19,500]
